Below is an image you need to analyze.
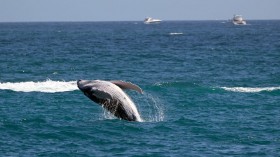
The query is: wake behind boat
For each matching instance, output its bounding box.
[144,17,162,24]
[232,14,247,25]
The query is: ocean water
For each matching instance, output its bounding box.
[0,21,280,156]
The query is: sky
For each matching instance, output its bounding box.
[0,0,280,22]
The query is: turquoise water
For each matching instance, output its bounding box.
[0,21,280,156]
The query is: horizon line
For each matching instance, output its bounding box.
[0,19,279,23]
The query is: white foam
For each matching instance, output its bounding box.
[221,87,280,93]
[169,32,184,35]
[0,80,78,93]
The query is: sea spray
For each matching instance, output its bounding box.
[136,92,164,122]
[101,109,116,121]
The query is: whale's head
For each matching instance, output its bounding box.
[77,80,102,95]
[77,80,93,92]
[77,80,113,100]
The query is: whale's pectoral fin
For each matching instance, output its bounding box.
[110,80,143,94]
[91,87,113,99]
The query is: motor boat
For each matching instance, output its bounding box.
[144,17,162,24]
[232,15,246,25]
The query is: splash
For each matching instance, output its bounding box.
[97,92,164,122]
[0,79,78,93]
[221,87,280,93]
[138,93,164,122]
[101,109,117,121]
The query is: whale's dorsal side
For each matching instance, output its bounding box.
[110,80,143,94]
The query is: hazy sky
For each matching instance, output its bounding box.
[1,0,279,22]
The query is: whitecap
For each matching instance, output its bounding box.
[221,87,280,93]
[169,32,184,35]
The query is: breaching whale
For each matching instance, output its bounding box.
[77,80,143,122]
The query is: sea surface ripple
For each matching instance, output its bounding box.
[0,21,280,156]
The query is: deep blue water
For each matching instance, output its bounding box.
[0,21,280,156]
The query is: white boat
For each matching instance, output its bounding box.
[144,17,162,24]
[232,15,246,25]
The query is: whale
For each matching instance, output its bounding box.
[77,80,143,122]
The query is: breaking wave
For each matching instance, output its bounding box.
[221,87,280,93]
[169,32,184,35]
[0,79,78,93]
[153,81,280,93]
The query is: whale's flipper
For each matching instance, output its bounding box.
[110,80,143,94]
[91,87,113,99]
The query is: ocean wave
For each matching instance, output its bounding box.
[154,81,198,88]
[154,81,280,93]
[169,32,184,35]
[0,80,78,93]
[221,87,280,93]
